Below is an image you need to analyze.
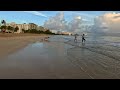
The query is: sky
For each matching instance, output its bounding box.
[0,11,120,33]
[0,11,114,26]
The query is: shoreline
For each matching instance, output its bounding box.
[0,34,51,59]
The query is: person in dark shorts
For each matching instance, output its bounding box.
[82,34,86,43]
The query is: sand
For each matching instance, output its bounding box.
[0,33,50,59]
[0,35,120,79]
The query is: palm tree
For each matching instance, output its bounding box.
[22,29,25,33]
[1,20,6,25]
[14,26,19,32]
[7,26,14,33]
[0,26,7,33]
[1,20,6,33]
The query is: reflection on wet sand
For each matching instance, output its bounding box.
[0,35,120,79]
[81,42,85,47]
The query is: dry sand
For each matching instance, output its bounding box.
[0,33,50,59]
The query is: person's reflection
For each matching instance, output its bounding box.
[81,42,85,59]
[82,42,85,47]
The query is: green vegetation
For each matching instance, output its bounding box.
[0,26,7,33]
[14,26,19,32]
[0,20,56,35]
[22,29,25,33]
[7,26,14,33]
[0,26,19,33]
[0,19,56,35]
[0,25,56,35]
[23,29,55,35]
[0,26,7,30]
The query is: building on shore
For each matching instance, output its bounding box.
[51,30,58,34]
[22,23,29,30]
[61,31,72,35]
[5,22,52,33]
[57,31,62,34]
[37,26,45,31]
[6,22,38,33]
[28,23,37,30]
[6,22,16,28]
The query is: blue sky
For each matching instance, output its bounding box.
[0,11,118,26]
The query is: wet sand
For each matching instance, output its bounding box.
[0,35,120,79]
[0,33,50,59]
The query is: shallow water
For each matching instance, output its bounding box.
[0,35,120,79]
[0,36,76,78]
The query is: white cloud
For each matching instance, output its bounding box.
[92,12,120,33]
[44,11,67,30]
[75,16,81,19]
[82,18,92,22]
[23,11,47,17]
[67,15,82,32]
[44,12,90,33]
[69,11,95,18]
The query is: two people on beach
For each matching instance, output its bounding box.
[74,33,86,43]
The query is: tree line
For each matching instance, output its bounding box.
[0,25,19,33]
[0,20,57,35]
[22,29,56,35]
[0,25,56,35]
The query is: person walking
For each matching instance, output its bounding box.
[74,34,78,42]
[82,34,86,43]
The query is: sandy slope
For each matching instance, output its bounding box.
[0,33,49,59]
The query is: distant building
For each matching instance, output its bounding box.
[6,22,16,28]
[43,27,49,31]
[37,26,40,31]
[61,31,72,35]
[57,31,62,34]
[22,23,29,30]
[16,24,22,33]
[37,26,45,31]
[6,22,38,33]
[28,23,37,30]
[51,30,58,34]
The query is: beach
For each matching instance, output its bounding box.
[0,33,50,59]
[0,34,120,79]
